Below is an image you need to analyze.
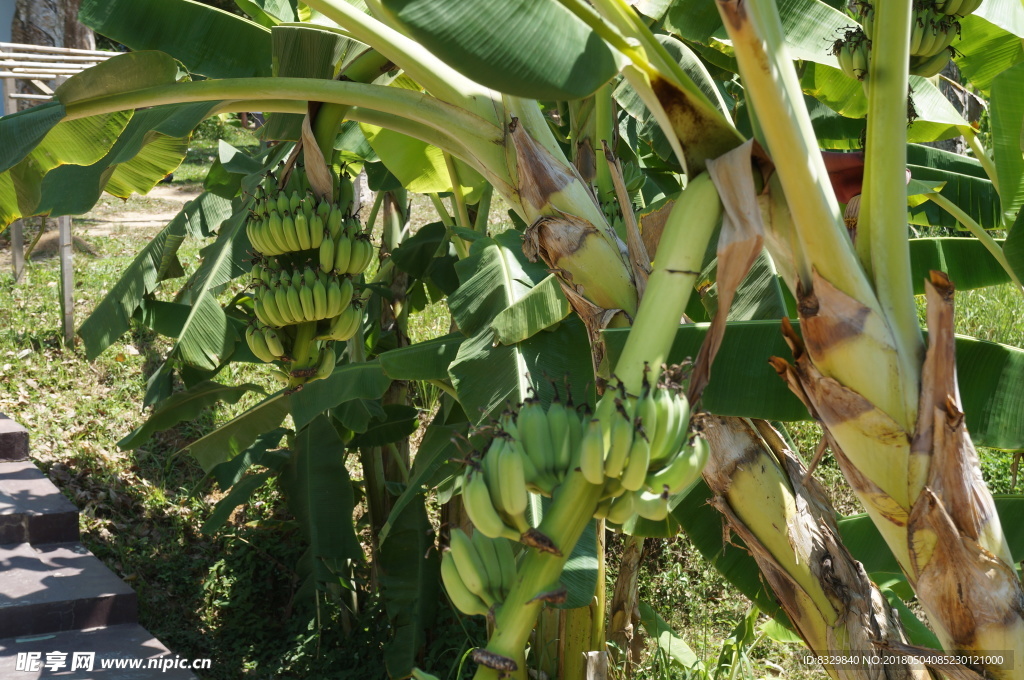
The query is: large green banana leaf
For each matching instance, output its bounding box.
[376,0,621,100]
[0,53,209,226]
[605,316,1024,451]
[79,0,273,78]
[447,231,594,422]
[907,144,1001,230]
[990,62,1024,227]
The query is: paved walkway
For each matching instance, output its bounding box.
[0,414,198,679]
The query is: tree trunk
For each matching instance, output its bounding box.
[12,0,95,50]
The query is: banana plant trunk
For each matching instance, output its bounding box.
[712,0,1024,671]
[702,416,928,679]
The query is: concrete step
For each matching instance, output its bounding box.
[0,623,199,679]
[0,414,28,462]
[0,460,79,545]
[0,542,136,638]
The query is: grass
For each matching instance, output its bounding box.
[2,121,1023,678]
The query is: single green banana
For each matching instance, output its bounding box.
[646,435,709,495]
[605,490,636,525]
[620,430,651,492]
[302,192,314,226]
[299,283,316,321]
[604,406,635,479]
[295,212,312,251]
[471,529,505,603]
[267,210,288,254]
[449,528,496,606]
[909,49,951,77]
[497,439,530,533]
[516,399,555,489]
[325,277,343,318]
[313,345,336,381]
[440,550,489,617]
[327,205,344,238]
[286,285,305,325]
[262,327,285,358]
[579,419,607,486]
[312,280,328,320]
[319,305,360,341]
[634,489,670,521]
[648,387,676,466]
[546,397,572,479]
[910,15,925,54]
[263,286,288,327]
[334,235,353,274]
[310,214,325,250]
[281,212,300,252]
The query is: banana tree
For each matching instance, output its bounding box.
[4,0,1024,678]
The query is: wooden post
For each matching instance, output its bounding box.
[10,220,25,282]
[57,215,74,345]
[584,651,608,680]
[2,70,15,116]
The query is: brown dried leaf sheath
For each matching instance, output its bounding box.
[702,416,927,680]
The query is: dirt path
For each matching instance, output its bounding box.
[0,185,203,270]
[78,184,204,237]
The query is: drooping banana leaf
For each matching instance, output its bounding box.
[359,123,488,201]
[118,381,266,450]
[955,15,1024,93]
[379,494,440,678]
[379,333,464,381]
[180,392,291,471]
[77,190,234,359]
[281,414,365,588]
[0,52,209,226]
[209,427,289,490]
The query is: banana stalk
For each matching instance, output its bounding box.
[471,472,604,680]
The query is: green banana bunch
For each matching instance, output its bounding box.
[832,30,870,82]
[511,395,588,493]
[910,47,954,77]
[462,449,525,541]
[910,5,959,57]
[441,529,518,616]
[245,321,286,363]
[319,217,376,275]
[934,0,982,16]
[843,0,967,81]
[248,169,337,258]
